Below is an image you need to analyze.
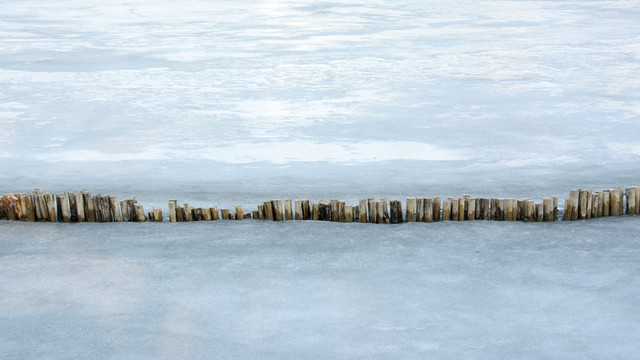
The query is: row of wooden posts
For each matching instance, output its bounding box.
[1,186,639,224]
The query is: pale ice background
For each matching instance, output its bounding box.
[1,0,640,359]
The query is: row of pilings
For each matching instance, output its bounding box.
[1,186,639,223]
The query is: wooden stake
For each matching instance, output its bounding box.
[610,189,620,216]
[406,197,416,222]
[433,196,441,222]
[451,198,459,221]
[56,194,70,223]
[203,208,212,221]
[569,190,580,220]
[302,200,311,220]
[376,200,384,224]
[330,200,339,222]
[536,203,544,222]
[626,187,636,214]
[458,198,465,221]
[295,200,302,220]
[339,201,346,222]
[368,198,377,224]
[135,204,146,222]
[235,205,244,220]
[442,199,451,221]
[416,198,424,222]
[153,206,162,222]
[284,199,293,221]
[389,200,403,224]
[312,202,319,220]
[264,201,274,221]
[345,205,353,223]
[424,198,433,223]
[210,207,219,220]
[359,199,368,223]
[274,200,284,221]
[543,198,554,222]
[221,209,230,220]
[467,198,475,221]
[120,200,129,222]
[82,191,94,222]
[319,200,330,221]
[109,196,120,222]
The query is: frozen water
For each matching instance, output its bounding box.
[1,0,640,358]
[1,220,639,359]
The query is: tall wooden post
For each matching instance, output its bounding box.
[284,199,293,220]
[359,199,368,223]
[235,205,244,220]
[295,200,302,220]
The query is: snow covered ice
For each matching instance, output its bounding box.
[1,0,639,358]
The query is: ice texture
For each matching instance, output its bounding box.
[1,0,640,358]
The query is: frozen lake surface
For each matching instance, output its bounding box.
[1,220,640,359]
[1,0,640,358]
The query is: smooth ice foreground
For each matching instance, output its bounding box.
[1,220,639,359]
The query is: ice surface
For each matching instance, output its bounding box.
[1,220,639,359]
[1,0,640,358]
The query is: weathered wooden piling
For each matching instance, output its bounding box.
[442,199,451,221]
[221,209,230,220]
[525,200,535,221]
[610,189,621,216]
[626,187,636,215]
[467,198,476,221]
[543,198,554,222]
[294,200,302,220]
[389,200,403,224]
[433,196,441,222]
[319,200,330,221]
[134,204,146,222]
[235,205,244,220]
[416,198,424,222]
[359,199,368,223]
[274,200,284,221]
[168,200,177,222]
[345,205,353,223]
[284,199,293,221]
[451,198,459,221]
[55,194,69,223]
[353,205,359,222]
[330,200,339,222]
[406,197,416,222]
[312,202,319,220]
[424,198,434,223]
[368,198,376,224]
[302,200,311,220]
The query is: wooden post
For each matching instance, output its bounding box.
[274,200,284,221]
[525,200,535,221]
[536,203,544,222]
[168,200,177,222]
[416,198,424,222]
[81,191,93,222]
[148,211,155,222]
[32,189,42,221]
[264,201,274,221]
[135,204,146,222]
[319,200,330,221]
[338,201,346,222]
[595,192,603,217]
[442,199,451,221]
[405,197,416,222]
[375,200,384,224]
[345,205,353,223]
[235,205,244,220]
[467,198,476,221]
[295,200,302,220]
[312,202,319,220]
[552,196,558,221]
[450,198,459,221]
[330,200,339,222]
[353,206,359,222]
[284,199,293,221]
[615,186,624,215]
[127,199,137,222]
[562,198,571,221]
[210,207,219,220]
[424,198,434,223]
[182,203,191,221]
[498,199,506,221]
[569,190,580,220]
[381,198,389,224]
[602,190,610,216]
[389,200,403,224]
[203,208,212,221]
[626,187,636,214]
[56,194,70,223]
[153,206,162,222]
[120,200,129,222]
[368,198,376,224]
[578,190,588,219]
[610,189,621,216]
[193,208,203,221]
[221,209,230,220]
[302,200,311,220]
[23,194,36,222]
[433,196,441,222]
[516,199,525,221]
[480,198,490,220]
[74,193,85,222]
[458,198,465,221]
[359,199,368,223]
[44,193,56,222]
[543,198,554,222]
[257,205,264,220]
[108,196,120,222]
[67,191,78,222]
